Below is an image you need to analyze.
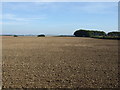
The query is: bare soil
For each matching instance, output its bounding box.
[2,37,119,88]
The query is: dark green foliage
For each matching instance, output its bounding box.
[56,35,75,37]
[37,34,45,37]
[107,32,120,37]
[91,36,120,40]
[13,35,18,37]
[73,29,120,40]
[2,35,13,36]
[74,29,106,37]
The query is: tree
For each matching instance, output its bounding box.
[13,35,18,37]
[74,29,106,37]
[37,34,45,37]
[74,30,90,37]
[107,32,120,37]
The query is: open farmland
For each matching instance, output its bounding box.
[2,36,119,88]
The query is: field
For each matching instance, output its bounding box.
[2,36,118,88]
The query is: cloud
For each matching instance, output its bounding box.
[3,14,46,21]
[1,13,47,25]
[2,2,117,25]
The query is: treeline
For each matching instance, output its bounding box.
[1,34,46,37]
[74,29,120,40]
[107,32,120,36]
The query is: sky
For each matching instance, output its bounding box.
[1,2,118,35]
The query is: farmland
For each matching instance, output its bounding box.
[2,36,118,88]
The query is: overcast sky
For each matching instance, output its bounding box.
[1,2,118,35]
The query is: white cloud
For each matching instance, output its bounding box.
[1,2,117,25]
[3,13,46,21]
[1,13,47,25]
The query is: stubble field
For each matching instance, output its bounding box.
[2,36,119,88]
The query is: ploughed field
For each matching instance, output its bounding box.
[2,37,118,88]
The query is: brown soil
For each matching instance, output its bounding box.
[2,37,119,88]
